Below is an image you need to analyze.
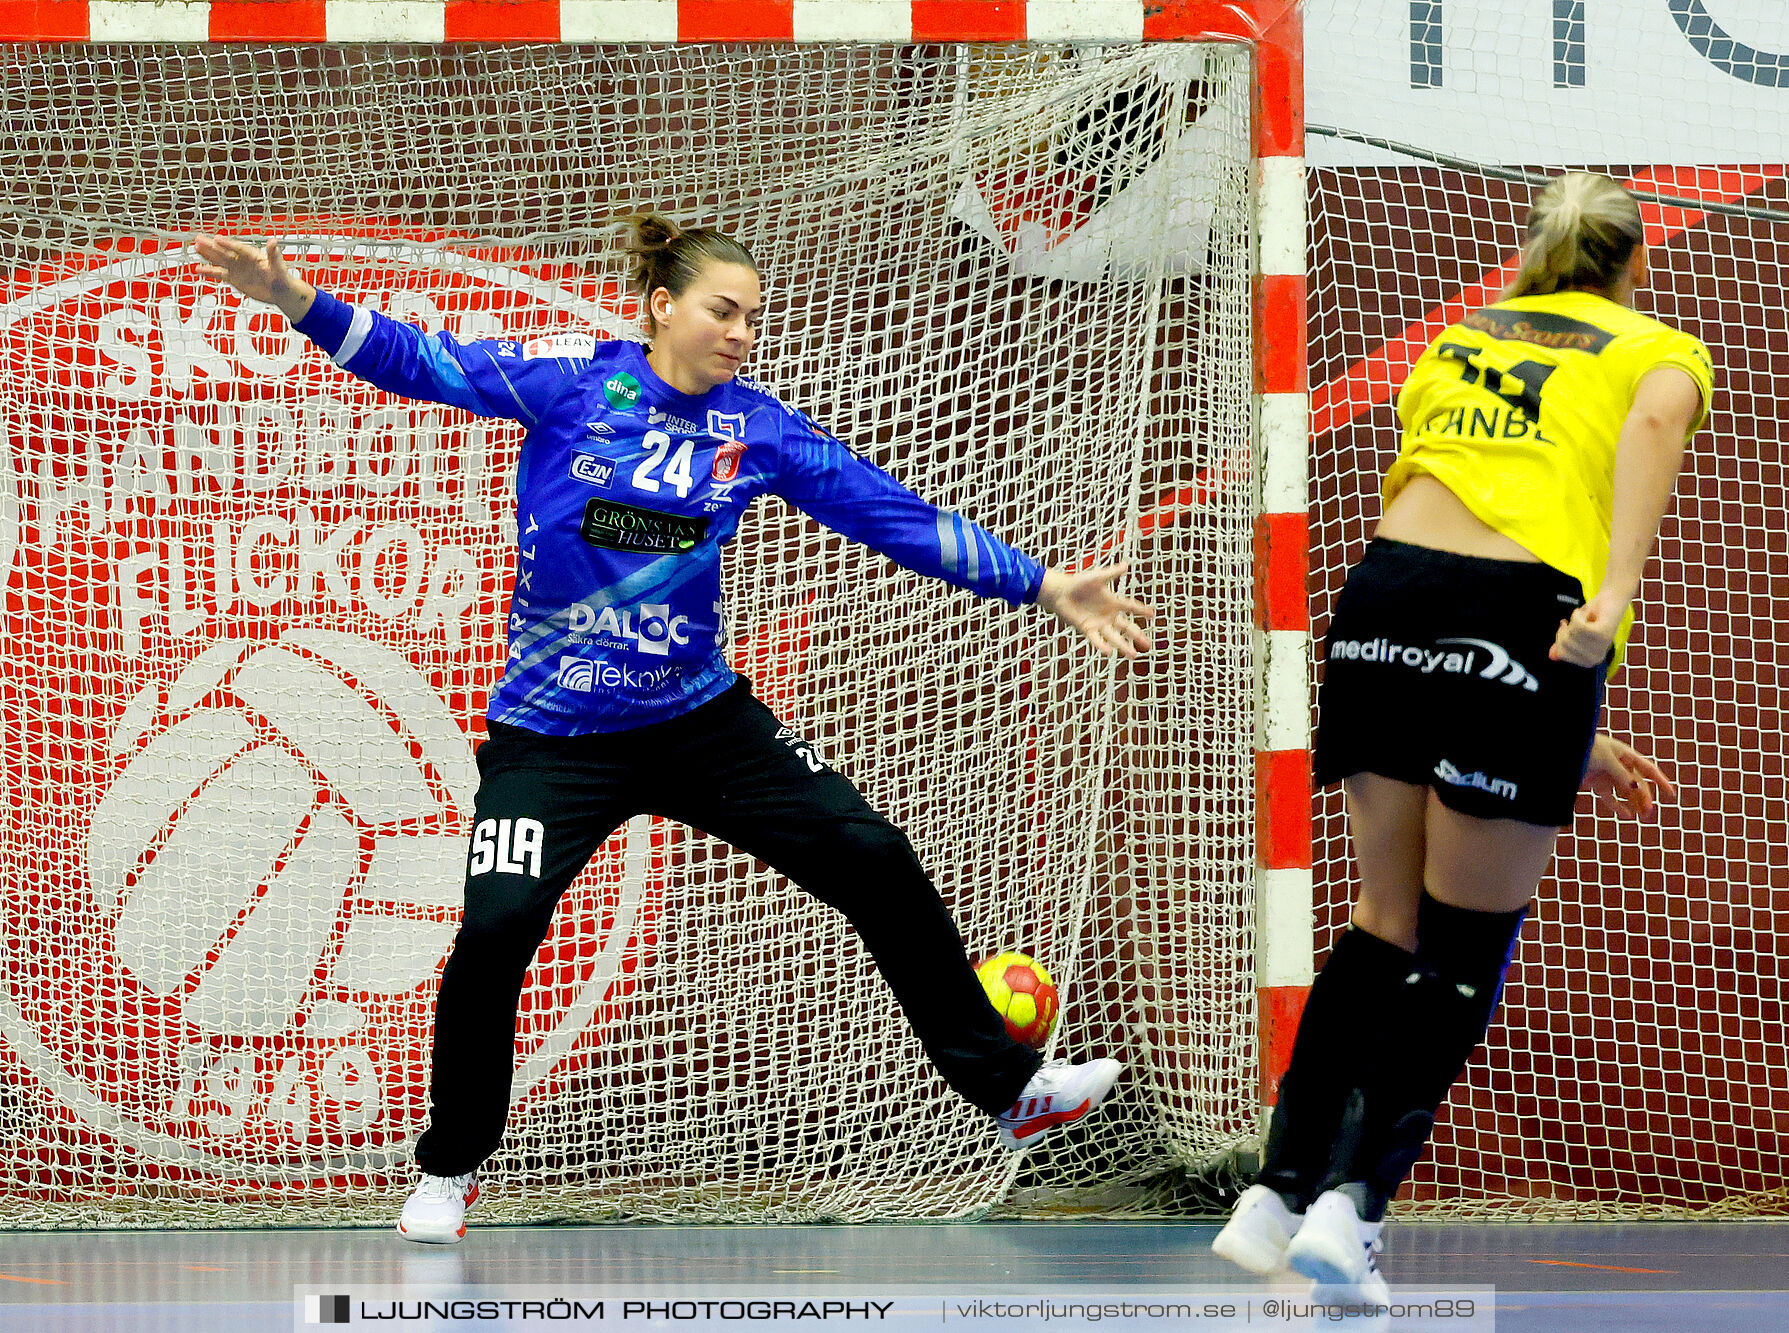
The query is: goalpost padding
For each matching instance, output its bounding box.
[0,8,1291,1226]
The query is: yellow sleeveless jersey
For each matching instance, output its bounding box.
[1388,291,1714,664]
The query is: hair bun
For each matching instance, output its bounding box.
[627,211,682,253]
[613,212,759,339]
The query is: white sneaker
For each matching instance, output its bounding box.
[1211,1184,1302,1275]
[1286,1189,1390,1305]
[994,1057,1122,1151]
[397,1172,480,1244]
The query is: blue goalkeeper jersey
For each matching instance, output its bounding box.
[294,290,1046,734]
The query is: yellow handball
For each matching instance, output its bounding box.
[974,950,1060,1049]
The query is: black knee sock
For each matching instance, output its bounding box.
[1322,892,1530,1221]
[1257,925,1415,1209]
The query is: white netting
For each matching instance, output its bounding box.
[1310,2,1789,1216]
[0,42,1258,1226]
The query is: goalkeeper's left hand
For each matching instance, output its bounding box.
[1037,563,1155,660]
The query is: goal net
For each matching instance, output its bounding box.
[0,41,1259,1226]
[1310,4,1789,1217]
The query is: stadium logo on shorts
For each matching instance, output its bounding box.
[1434,758,1519,801]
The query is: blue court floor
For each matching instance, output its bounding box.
[0,1219,1783,1332]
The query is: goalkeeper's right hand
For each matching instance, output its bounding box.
[194,235,317,323]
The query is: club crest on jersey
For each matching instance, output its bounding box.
[707,410,746,441]
[712,441,747,481]
[707,411,748,480]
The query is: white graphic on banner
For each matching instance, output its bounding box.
[0,629,652,1179]
[0,242,657,1181]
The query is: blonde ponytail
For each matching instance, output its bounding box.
[1505,172,1644,300]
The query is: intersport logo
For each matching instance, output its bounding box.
[0,233,662,1181]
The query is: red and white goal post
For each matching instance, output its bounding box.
[0,1,1307,1226]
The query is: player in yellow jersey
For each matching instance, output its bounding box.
[1213,173,1708,1299]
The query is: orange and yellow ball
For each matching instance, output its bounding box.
[975,951,1059,1049]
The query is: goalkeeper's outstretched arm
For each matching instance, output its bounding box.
[194,234,316,321]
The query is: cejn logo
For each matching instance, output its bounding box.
[570,453,615,488]
[0,237,660,1182]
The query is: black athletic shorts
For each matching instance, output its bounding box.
[1313,538,1608,827]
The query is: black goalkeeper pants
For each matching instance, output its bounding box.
[414,678,1043,1178]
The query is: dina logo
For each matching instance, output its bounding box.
[604,372,642,409]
